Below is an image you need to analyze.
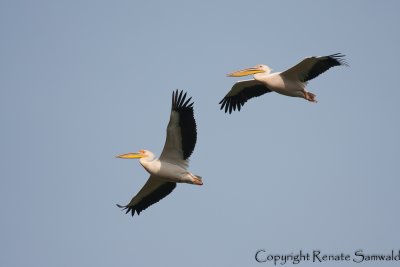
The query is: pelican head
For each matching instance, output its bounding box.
[227,64,271,77]
[116,149,153,159]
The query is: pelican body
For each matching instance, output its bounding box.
[116,90,201,217]
[254,70,305,98]
[219,53,348,113]
[118,150,201,184]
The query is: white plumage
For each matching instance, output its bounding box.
[219,53,348,113]
[116,90,201,217]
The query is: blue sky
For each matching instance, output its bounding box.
[1,1,399,266]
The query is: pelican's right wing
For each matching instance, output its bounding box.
[159,90,197,168]
[281,53,347,83]
[219,79,272,114]
[117,175,176,217]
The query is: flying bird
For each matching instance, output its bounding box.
[219,53,348,113]
[116,90,201,217]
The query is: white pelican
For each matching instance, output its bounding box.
[219,53,348,113]
[116,90,201,217]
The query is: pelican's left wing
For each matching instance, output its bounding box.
[117,175,176,216]
[219,79,272,114]
[282,53,347,82]
[159,90,197,168]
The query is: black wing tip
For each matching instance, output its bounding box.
[328,53,349,67]
[329,52,345,57]
[172,89,194,110]
[219,95,248,114]
[218,97,242,114]
[116,204,137,217]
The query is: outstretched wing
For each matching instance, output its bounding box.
[159,90,197,168]
[117,176,176,217]
[281,53,348,82]
[219,79,272,114]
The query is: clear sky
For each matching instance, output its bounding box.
[1,1,400,266]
